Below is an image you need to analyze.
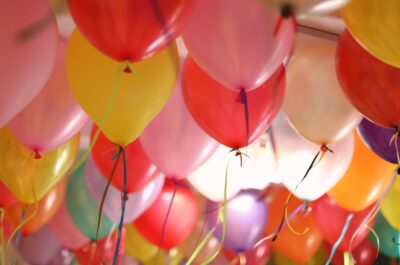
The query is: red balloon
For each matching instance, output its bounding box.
[91,125,159,193]
[223,240,272,265]
[68,0,194,62]
[75,228,125,265]
[134,179,198,249]
[182,56,285,149]
[336,30,400,128]
[325,237,377,265]
[313,195,375,252]
[0,181,17,208]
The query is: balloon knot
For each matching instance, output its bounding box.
[397,167,400,175]
[281,4,294,19]
[320,144,333,153]
[171,179,190,190]
[33,149,41,159]
[123,66,131,73]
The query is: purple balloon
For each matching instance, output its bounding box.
[358,118,399,164]
[206,189,268,253]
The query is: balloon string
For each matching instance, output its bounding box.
[239,88,249,148]
[366,224,380,258]
[389,130,400,168]
[112,147,127,265]
[267,126,278,166]
[10,206,26,265]
[0,208,5,265]
[325,213,354,265]
[190,213,208,256]
[284,196,310,236]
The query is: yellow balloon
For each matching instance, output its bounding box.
[273,245,327,265]
[0,127,79,203]
[342,0,400,68]
[381,176,400,231]
[66,29,179,146]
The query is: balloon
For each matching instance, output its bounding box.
[381,176,400,232]
[134,179,198,249]
[48,202,89,250]
[272,110,354,201]
[66,29,179,146]
[0,127,79,204]
[358,118,399,164]
[86,155,165,224]
[75,228,125,265]
[284,43,361,145]
[223,240,272,265]
[183,0,294,92]
[265,188,322,264]
[313,195,374,252]
[341,0,400,68]
[140,75,219,179]
[206,190,268,253]
[66,160,115,240]
[8,40,88,153]
[188,144,257,202]
[5,178,67,234]
[18,226,62,265]
[328,133,395,212]
[336,30,400,128]
[183,57,285,149]
[325,237,377,265]
[68,0,193,62]
[0,181,17,208]
[259,0,350,17]
[273,245,327,265]
[91,125,160,193]
[370,212,400,258]
[0,0,58,128]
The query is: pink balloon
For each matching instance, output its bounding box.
[85,155,165,224]
[182,0,294,92]
[9,40,88,153]
[140,76,219,179]
[48,202,89,250]
[0,0,58,128]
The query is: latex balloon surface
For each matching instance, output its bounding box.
[0,181,17,208]
[381,176,400,232]
[273,246,327,265]
[370,212,400,258]
[0,127,79,203]
[0,0,58,127]
[66,29,179,146]
[325,237,377,265]
[284,44,361,144]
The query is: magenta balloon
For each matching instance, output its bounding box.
[0,0,58,127]
[9,40,88,153]
[18,226,62,265]
[48,202,89,250]
[183,0,294,92]
[85,155,165,224]
[140,76,218,179]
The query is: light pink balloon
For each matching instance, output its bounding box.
[48,202,89,250]
[140,77,218,179]
[9,40,88,153]
[0,0,58,128]
[183,0,294,92]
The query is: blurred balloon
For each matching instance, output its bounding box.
[183,57,285,149]
[140,75,219,179]
[18,226,62,265]
[0,181,17,208]
[272,110,354,201]
[125,224,158,263]
[336,30,400,128]
[313,195,374,252]
[9,40,88,153]
[223,240,272,265]
[206,190,267,253]
[66,161,115,240]
[66,29,179,146]
[91,125,160,193]
[265,188,322,264]
[284,44,361,144]
[328,133,395,211]
[86,155,165,224]
[259,0,350,17]
[381,176,400,231]
[370,212,400,258]
[0,0,58,128]
[68,0,193,62]
[5,178,67,234]
[143,249,184,265]
[341,0,400,68]
[183,0,293,92]
[119,254,140,265]
[134,179,198,249]
[48,202,89,250]
[325,237,377,265]
[273,245,327,265]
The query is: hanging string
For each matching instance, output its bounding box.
[390,129,400,168]
[325,213,354,265]
[366,224,380,258]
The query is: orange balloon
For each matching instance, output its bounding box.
[265,187,322,264]
[328,133,395,212]
[5,178,67,234]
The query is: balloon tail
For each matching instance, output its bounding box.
[343,251,355,265]
[273,4,297,36]
[325,213,354,265]
[238,88,249,148]
[88,241,97,265]
[112,147,127,265]
[239,253,246,265]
